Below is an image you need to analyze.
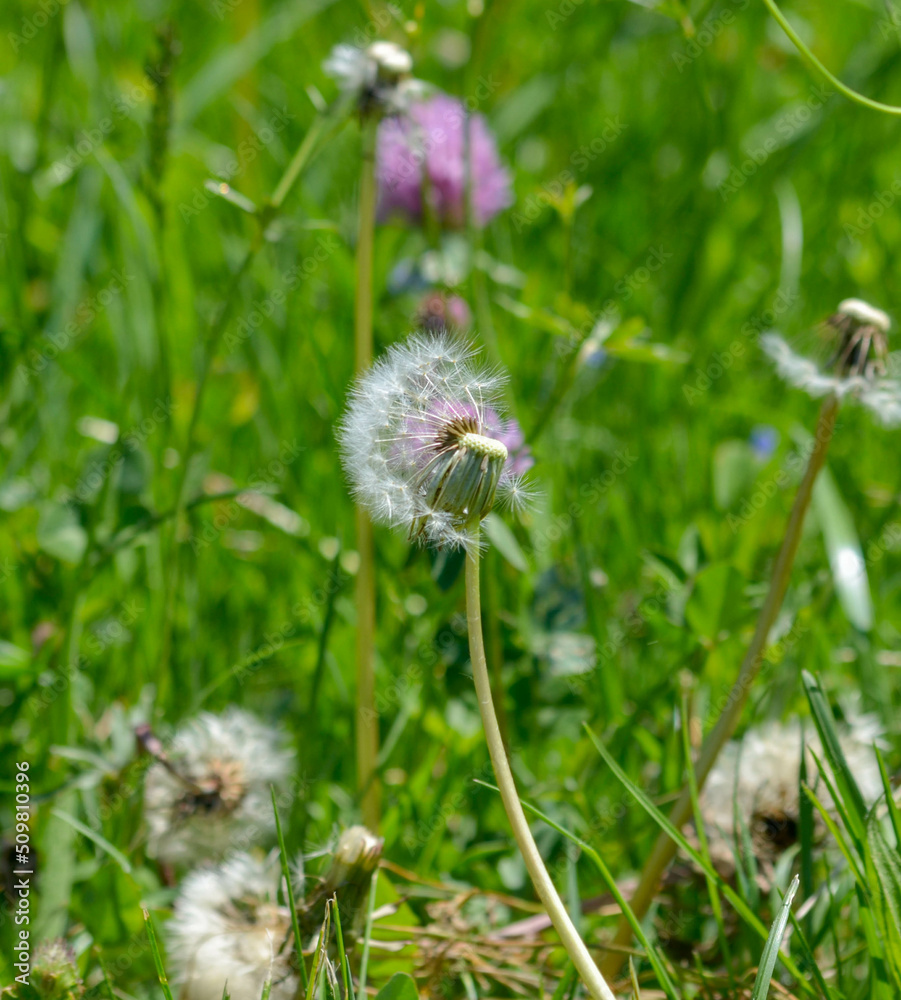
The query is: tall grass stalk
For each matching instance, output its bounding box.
[354,113,380,830]
[603,392,840,977]
[465,524,616,1000]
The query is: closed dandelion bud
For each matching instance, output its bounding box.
[339,333,534,552]
[761,297,901,425]
[298,826,383,942]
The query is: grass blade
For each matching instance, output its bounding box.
[750,874,800,1000]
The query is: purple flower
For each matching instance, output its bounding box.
[376,94,513,229]
[416,292,473,333]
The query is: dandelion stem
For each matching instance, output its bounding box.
[602,393,839,978]
[355,112,381,830]
[761,0,901,116]
[464,525,616,1000]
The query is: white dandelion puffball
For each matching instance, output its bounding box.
[168,852,297,1000]
[143,708,295,867]
[760,297,901,425]
[339,333,533,552]
[700,715,885,870]
[323,41,421,115]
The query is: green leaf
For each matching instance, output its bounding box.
[374,973,419,1000]
[750,874,800,1000]
[684,563,747,644]
[482,512,529,572]
[36,502,88,563]
[811,465,873,631]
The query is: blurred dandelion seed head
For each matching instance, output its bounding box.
[168,852,297,1000]
[700,715,884,875]
[761,297,901,425]
[323,41,421,116]
[339,333,533,552]
[143,708,295,867]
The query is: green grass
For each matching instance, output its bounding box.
[3,0,901,997]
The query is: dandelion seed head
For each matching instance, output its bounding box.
[700,716,884,875]
[762,313,901,426]
[323,41,420,115]
[143,708,295,867]
[339,333,533,551]
[376,94,513,229]
[837,298,890,333]
[167,852,297,1000]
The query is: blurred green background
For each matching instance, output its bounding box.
[2,0,901,994]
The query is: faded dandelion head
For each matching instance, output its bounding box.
[167,852,297,1000]
[143,708,295,867]
[700,715,885,876]
[322,41,420,116]
[761,297,901,425]
[339,333,533,553]
[376,94,513,229]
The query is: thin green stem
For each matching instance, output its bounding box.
[355,113,380,830]
[464,525,616,1000]
[762,0,901,115]
[602,393,839,978]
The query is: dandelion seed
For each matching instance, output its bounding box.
[143,708,295,867]
[761,297,901,424]
[322,41,422,116]
[699,715,884,876]
[167,852,298,1000]
[339,333,533,552]
[376,94,513,228]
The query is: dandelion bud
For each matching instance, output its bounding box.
[339,334,533,552]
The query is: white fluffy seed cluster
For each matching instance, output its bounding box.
[761,296,901,424]
[144,708,295,867]
[322,41,423,114]
[167,852,297,1000]
[339,333,531,552]
[700,715,885,871]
